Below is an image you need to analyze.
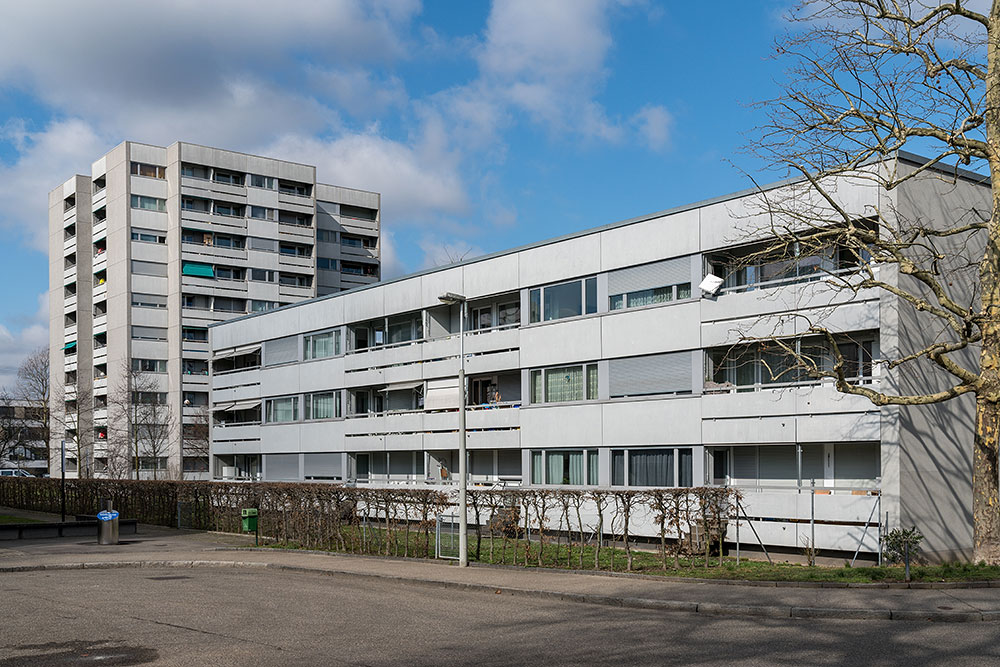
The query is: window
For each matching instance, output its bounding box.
[250,269,276,283]
[278,211,311,226]
[497,302,520,326]
[181,197,210,212]
[340,204,376,220]
[130,229,166,244]
[304,392,340,420]
[183,392,209,406]
[213,297,245,313]
[249,206,274,220]
[250,174,276,190]
[317,257,337,270]
[132,359,167,373]
[529,278,598,324]
[265,396,299,423]
[472,306,493,330]
[530,364,599,404]
[278,180,311,197]
[280,243,311,257]
[130,162,165,179]
[181,164,209,179]
[214,202,244,217]
[249,237,278,252]
[182,327,208,342]
[609,352,694,398]
[133,392,167,405]
[610,282,692,310]
[387,313,422,344]
[213,234,244,249]
[304,330,340,360]
[264,335,299,366]
[340,262,378,277]
[213,170,244,186]
[132,326,167,341]
[131,260,168,277]
[130,195,166,212]
[531,448,599,486]
[251,300,279,312]
[215,266,245,281]
[317,229,336,243]
[183,294,210,310]
[132,293,167,309]
[278,272,312,288]
[183,359,209,375]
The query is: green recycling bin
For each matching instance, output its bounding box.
[241,508,258,533]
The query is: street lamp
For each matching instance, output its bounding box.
[438,291,468,567]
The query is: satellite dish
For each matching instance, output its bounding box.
[699,274,724,296]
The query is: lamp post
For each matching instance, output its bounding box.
[438,292,468,566]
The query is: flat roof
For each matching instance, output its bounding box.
[211,151,989,329]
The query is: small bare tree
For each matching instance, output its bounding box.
[15,347,50,472]
[182,406,211,475]
[107,360,176,480]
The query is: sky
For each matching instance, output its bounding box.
[0,0,793,389]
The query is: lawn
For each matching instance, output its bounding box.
[0,514,42,525]
[259,527,1000,584]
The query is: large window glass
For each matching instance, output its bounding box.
[529,289,541,323]
[532,448,599,486]
[498,302,520,326]
[130,195,166,212]
[265,397,299,423]
[304,330,340,360]
[531,364,599,404]
[610,282,692,311]
[304,392,339,420]
[543,281,582,321]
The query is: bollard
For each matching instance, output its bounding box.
[97,499,120,545]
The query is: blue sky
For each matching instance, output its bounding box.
[0,0,790,387]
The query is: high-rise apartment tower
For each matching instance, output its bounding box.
[49,141,380,479]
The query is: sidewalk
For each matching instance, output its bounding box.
[2,507,999,623]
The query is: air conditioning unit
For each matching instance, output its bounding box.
[221,466,237,479]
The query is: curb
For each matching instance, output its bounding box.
[218,546,1000,590]
[3,558,998,623]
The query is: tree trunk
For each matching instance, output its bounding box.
[976,0,1000,566]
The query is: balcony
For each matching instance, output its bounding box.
[92,251,108,273]
[92,187,107,210]
[93,313,107,330]
[93,377,108,391]
[63,294,77,313]
[64,324,78,340]
[92,219,108,240]
[181,175,247,198]
[340,245,379,260]
[63,266,76,284]
[63,237,76,254]
[181,243,248,263]
[277,254,313,270]
[92,281,107,301]
[277,284,313,299]
[180,208,248,231]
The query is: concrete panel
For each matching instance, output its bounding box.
[519,317,603,368]
[796,412,881,442]
[298,360,345,394]
[518,233,601,287]
[130,208,168,229]
[128,143,168,165]
[383,278,422,315]
[520,404,603,448]
[259,367,301,396]
[702,416,796,445]
[299,421,347,451]
[420,266,464,307]
[600,301,701,359]
[602,397,701,445]
[130,176,168,199]
[462,252,520,299]
[599,211,699,271]
[341,287,384,322]
[258,424,301,452]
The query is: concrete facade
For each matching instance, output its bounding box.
[49,141,380,480]
[208,155,987,560]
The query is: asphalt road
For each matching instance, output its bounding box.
[2,567,999,667]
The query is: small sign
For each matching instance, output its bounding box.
[97,510,119,521]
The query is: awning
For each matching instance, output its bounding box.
[378,381,423,393]
[213,343,261,360]
[63,341,77,350]
[182,262,214,278]
[212,402,235,412]
[226,399,261,412]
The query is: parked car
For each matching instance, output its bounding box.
[0,469,34,477]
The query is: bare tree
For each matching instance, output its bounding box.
[15,347,49,471]
[181,406,211,476]
[734,0,1000,561]
[0,391,20,468]
[107,360,177,480]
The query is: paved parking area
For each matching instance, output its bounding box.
[3,566,1000,667]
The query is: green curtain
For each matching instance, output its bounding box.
[546,366,582,402]
[567,451,584,485]
[546,451,565,484]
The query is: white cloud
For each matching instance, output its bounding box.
[309,67,408,117]
[262,131,468,224]
[632,105,672,151]
[0,119,109,252]
[0,292,48,392]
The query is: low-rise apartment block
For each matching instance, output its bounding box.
[50,141,380,480]
[209,155,985,560]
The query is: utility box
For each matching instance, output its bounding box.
[241,508,258,533]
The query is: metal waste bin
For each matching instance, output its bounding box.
[241,508,258,533]
[97,501,120,545]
